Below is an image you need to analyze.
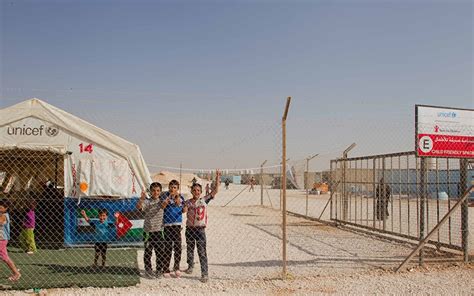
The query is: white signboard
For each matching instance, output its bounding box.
[416,105,473,158]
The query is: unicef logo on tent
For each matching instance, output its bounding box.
[46,126,59,137]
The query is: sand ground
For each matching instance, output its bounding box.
[3,184,473,295]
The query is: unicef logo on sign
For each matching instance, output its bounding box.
[46,126,59,137]
[437,111,457,118]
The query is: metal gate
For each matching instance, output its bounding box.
[330,151,472,257]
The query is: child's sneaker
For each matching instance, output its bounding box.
[184,266,193,274]
[174,270,181,278]
[163,272,171,278]
[200,275,209,283]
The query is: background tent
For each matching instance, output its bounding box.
[151,171,204,189]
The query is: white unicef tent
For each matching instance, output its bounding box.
[0,98,151,198]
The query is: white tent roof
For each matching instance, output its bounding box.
[0,98,152,197]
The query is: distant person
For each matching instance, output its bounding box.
[136,182,165,279]
[191,177,197,186]
[224,179,230,190]
[184,170,221,283]
[20,200,37,254]
[161,180,186,278]
[375,178,391,220]
[205,183,210,195]
[249,176,256,192]
[80,209,117,268]
[0,199,21,282]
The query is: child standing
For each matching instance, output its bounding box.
[249,176,256,192]
[184,170,220,283]
[136,182,166,278]
[161,180,186,277]
[20,200,37,254]
[0,200,21,281]
[80,209,116,268]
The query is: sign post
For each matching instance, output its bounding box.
[415,105,473,263]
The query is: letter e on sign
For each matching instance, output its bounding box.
[419,136,433,153]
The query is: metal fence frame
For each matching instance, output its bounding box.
[330,151,472,264]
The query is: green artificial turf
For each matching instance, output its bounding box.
[0,247,139,290]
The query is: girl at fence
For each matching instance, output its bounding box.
[20,200,37,254]
[0,199,21,281]
[184,170,221,283]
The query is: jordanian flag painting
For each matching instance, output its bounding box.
[64,197,145,246]
[115,212,132,238]
[114,210,144,240]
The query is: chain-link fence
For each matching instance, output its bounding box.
[0,98,472,292]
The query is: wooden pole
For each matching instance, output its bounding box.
[282,96,291,279]
[280,158,289,210]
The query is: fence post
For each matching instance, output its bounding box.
[281,97,291,279]
[373,158,377,228]
[342,143,356,221]
[279,158,289,210]
[460,158,469,262]
[419,157,426,266]
[342,158,346,220]
[330,160,334,220]
[382,158,386,231]
[260,160,267,206]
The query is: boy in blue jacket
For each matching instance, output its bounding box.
[161,180,186,277]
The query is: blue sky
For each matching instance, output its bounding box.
[1,0,472,172]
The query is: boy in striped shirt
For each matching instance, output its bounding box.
[184,170,220,283]
[136,182,165,278]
